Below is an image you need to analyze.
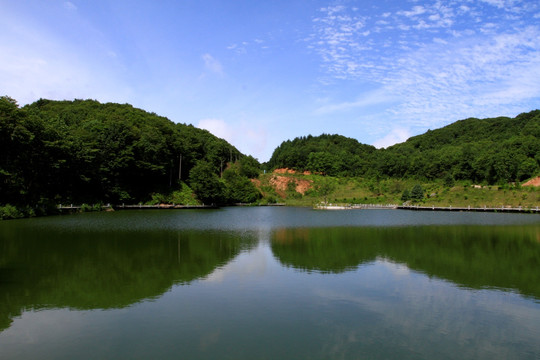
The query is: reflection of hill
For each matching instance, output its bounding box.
[0,227,255,332]
[271,225,540,299]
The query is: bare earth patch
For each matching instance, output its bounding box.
[269,175,312,196]
[273,168,296,174]
[523,176,540,187]
[273,168,314,176]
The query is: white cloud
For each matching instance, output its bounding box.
[314,88,395,115]
[381,260,411,277]
[380,27,540,128]
[204,243,270,283]
[398,5,426,18]
[202,53,224,75]
[311,5,370,79]
[0,5,133,106]
[64,1,77,11]
[478,0,515,9]
[196,118,269,161]
[372,127,411,148]
[309,1,540,132]
[197,118,233,141]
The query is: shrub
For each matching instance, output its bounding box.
[0,204,24,220]
[80,203,93,212]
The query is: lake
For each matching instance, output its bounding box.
[1,207,539,359]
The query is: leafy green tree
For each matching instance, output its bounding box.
[410,184,424,201]
[517,158,538,181]
[222,164,261,203]
[307,152,339,175]
[316,178,336,204]
[238,155,261,179]
[401,189,411,202]
[188,161,224,204]
[443,173,455,188]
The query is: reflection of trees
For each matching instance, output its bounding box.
[0,227,255,332]
[272,228,379,273]
[271,225,540,299]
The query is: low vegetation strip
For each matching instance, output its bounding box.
[315,204,398,210]
[398,205,540,213]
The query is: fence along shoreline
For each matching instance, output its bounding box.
[56,203,539,214]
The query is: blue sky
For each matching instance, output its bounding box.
[1,0,539,161]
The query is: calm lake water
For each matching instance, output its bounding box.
[1,207,539,359]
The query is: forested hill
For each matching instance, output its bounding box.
[267,134,377,176]
[0,96,260,209]
[267,110,540,184]
[379,110,540,183]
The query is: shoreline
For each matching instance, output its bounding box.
[2,202,539,221]
[315,203,540,214]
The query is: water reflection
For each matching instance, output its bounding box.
[0,226,257,331]
[271,225,540,299]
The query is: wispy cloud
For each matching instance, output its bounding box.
[197,118,232,140]
[384,26,540,127]
[372,128,412,149]
[63,1,77,11]
[197,118,268,160]
[398,5,427,18]
[310,5,371,79]
[202,53,224,75]
[309,0,540,137]
[0,10,131,105]
[314,88,395,115]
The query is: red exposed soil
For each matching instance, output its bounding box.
[273,168,312,176]
[295,178,313,194]
[523,176,540,187]
[273,168,296,174]
[269,175,313,196]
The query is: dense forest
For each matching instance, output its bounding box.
[267,110,540,184]
[0,96,260,214]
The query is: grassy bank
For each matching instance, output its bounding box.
[256,172,540,209]
[2,173,538,220]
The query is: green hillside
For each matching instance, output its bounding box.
[379,110,540,183]
[0,96,260,216]
[267,110,540,184]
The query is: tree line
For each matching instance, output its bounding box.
[0,96,260,215]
